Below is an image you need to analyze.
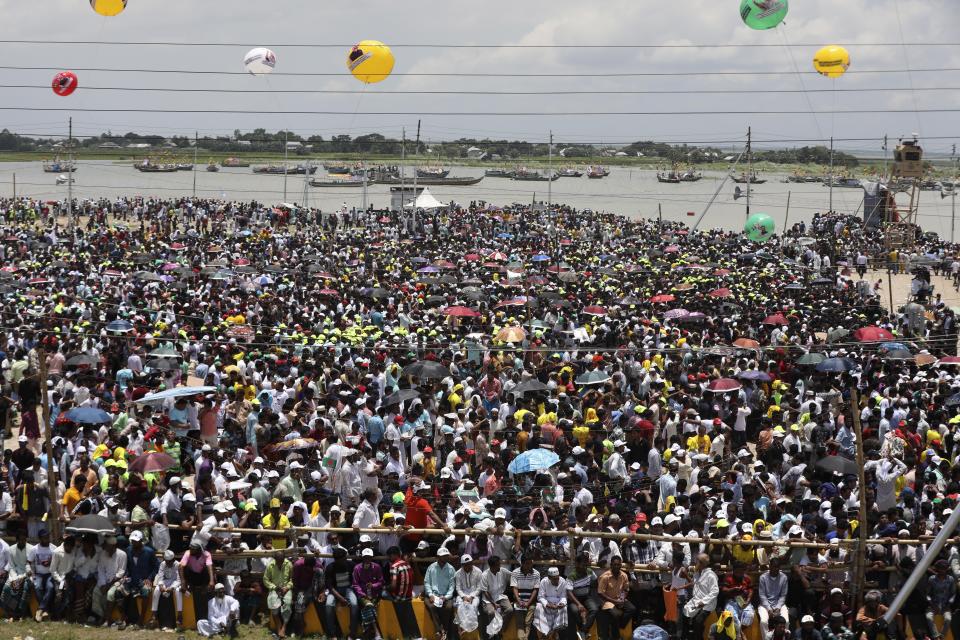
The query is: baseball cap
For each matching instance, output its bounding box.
[361,548,374,557]
[547,567,560,577]
[437,547,450,557]
[17,435,27,443]
[801,616,815,624]
[461,554,473,563]
[129,530,144,542]
[494,508,507,519]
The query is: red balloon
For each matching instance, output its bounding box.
[52,71,78,97]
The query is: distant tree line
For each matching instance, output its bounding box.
[0,128,858,166]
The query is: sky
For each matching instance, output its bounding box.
[2,0,959,154]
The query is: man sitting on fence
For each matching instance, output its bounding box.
[197,582,239,638]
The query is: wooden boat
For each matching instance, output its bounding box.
[512,170,558,182]
[375,175,483,186]
[416,167,450,179]
[732,172,766,184]
[43,158,77,173]
[253,165,288,175]
[557,168,583,178]
[135,160,178,173]
[309,178,366,188]
[485,168,515,178]
[587,166,610,179]
[657,171,681,184]
[221,157,250,168]
[323,163,351,173]
[206,162,220,173]
[822,176,862,189]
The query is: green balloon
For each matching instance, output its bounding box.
[740,0,788,30]
[744,213,776,242]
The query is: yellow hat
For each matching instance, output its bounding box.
[269,498,281,508]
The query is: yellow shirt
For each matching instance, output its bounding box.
[261,513,291,549]
[686,434,711,455]
[62,487,82,513]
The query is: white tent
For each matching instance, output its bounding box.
[404,188,445,209]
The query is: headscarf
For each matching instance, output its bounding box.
[714,610,737,640]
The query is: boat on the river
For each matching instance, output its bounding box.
[375,175,483,186]
[587,166,610,179]
[485,168,515,178]
[732,172,766,184]
[43,157,77,173]
[416,167,450,179]
[221,157,250,168]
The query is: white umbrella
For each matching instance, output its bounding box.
[404,188,445,210]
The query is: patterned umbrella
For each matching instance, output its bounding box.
[128,452,177,474]
[496,326,527,343]
[266,438,319,453]
[707,378,742,393]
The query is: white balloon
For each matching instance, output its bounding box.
[244,47,277,76]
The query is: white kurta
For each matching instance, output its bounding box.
[197,594,239,637]
[533,577,569,635]
[453,567,484,632]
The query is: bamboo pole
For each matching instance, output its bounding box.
[38,350,61,541]
[851,386,869,611]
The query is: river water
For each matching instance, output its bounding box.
[1,160,955,236]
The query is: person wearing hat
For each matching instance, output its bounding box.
[681,554,718,640]
[453,553,483,636]
[533,565,570,639]
[91,534,127,628]
[150,549,184,631]
[424,546,456,639]
[354,547,385,637]
[117,529,158,627]
[262,497,291,550]
[179,541,215,625]
[821,610,854,640]
[263,547,293,638]
[196,582,239,638]
[322,546,361,640]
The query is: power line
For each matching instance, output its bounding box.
[5,84,960,96]
[1,65,958,78]
[1,40,959,49]
[3,107,960,116]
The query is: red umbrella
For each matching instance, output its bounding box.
[582,306,607,316]
[495,298,528,309]
[464,253,481,262]
[708,288,733,298]
[853,326,895,342]
[233,258,251,267]
[433,260,456,270]
[713,268,731,276]
[128,452,176,474]
[442,306,481,318]
[317,288,339,296]
[938,356,960,365]
[733,338,760,349]
[664,245,680,253]
[649,294,676,303]
[763,313,789,326]
[707,378,742,393]
[487,251,508,261]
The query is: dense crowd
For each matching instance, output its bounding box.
[0,195,956,640]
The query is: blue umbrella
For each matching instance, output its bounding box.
[815,357,857,373]
[737,370,772,382]
[105,319,133,333]
[507,448,561,475]
[134,386,217,403]
[879,342,909,353]
[65,407,112,424]
[532,254,551,262]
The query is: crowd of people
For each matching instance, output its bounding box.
[0,195,955,640]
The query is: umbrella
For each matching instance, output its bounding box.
[827,328,851,342]
[582,306,607,316]
[649,294,676,303]
[815,357,857,373]
[496,326,527,343]
[945,393,960,407]
[737,370,772,382]
[532,253,551,262]
[884,349,914,361]
[557,271,578,283]
[135,386,217,403]
[66,354,98,367]
[708,288,733,298]
[576,370,611,386]
[507,448,561,475]
[664,308,690,320]
[128,452,177,474]
[795,352,826,366]
[707,378,741,393]
[133,271,164,282]
[853,326,895,342]
[619,295,643,306]
[106,319,134,333]
[442,306,481,318]
[762,314,789,326]
[149,345,180,358]
[879,342,909,353]
[732,338,760,349]
[937,356,960,366]
[511,379,549,396]
[266,438,319,453]
[65,407,112,424]
[915,353,937,366]
[381,388,421,407]
[704,345,736,357]
[65,514,115,535]
[815,455,859,476]
[811,277,834,286]
[402,360,450,380]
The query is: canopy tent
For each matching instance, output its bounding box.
[404,188,445,209]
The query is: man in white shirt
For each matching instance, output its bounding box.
[352,487,381,529]
[454,554,484,636]
[197,582,239,637]
[92,535,127,628]
[682,553,718,640]
[151,549,183,631]
[29,529,55,621]
[50,534,77,620]
[0,531,33,620]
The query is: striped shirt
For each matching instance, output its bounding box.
[510,568,541,608]
[390,559,413,600]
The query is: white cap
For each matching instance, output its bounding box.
[650,516,664,526]
[201,444,212,452]
[571,446,585,455]
[494,508,507,519]
[169,476,181,485]
[129,530,144,542]
[310,471,322,481]
[788,525,804,536]
[417,540,430,550]
[253,456,264,464]
[736,449,750,458]
[461,554,473,563]
[613,439,626,448]
[801,615,815,624]
[663,514,679,525]
[437,547,450,557]
[17,435,27,443]
[742,523,753,533]
[215,583,225,590]
[547,567,560,577]
[359,534,372,543]
[163,550,175,561]
[76,446,87,453]
[289,461,303,470]
[361,548,374,557]
[182,493,196,502]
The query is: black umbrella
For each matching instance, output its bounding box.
[402,360,450,380]
[65,514,115,535]
[382,388,421,406]
[511,379,549,396]
[815,455,859,476]
[66,354,97,367]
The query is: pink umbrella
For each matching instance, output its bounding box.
[442,306,481,318]
[317,288,339,296]
[233,258,251,267]
[582,306,607,316]
[708,288,733,298]
[763,313,789,326]
[707,378,742,393]
[128,452,177,474]
[464,253,481,262]
[487,251,508,261]
[650,294,676,303]
[938,356,960,365]
[664,245,680,253]
[853,326,895,342]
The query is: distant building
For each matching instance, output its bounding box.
[286,141,303,150]
[466,146,486,159]
[126,143,150,149]
[97,142,120,149]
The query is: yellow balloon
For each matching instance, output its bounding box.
[347,40,395,84]
[813,45,850,78]
[90,0,127,16]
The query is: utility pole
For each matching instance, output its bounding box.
[283,130,289,202]
[882,134,889,178]
[851,387,868,610]
[784,191,791,231]
[828,135,835,213]
[412,121,420,215]
[547,130,553,211]
[745,126,752,218]
[951,144,957,243]
[38,352,61,542]
[67,117,74,232]
[11,173,14,199]
[192,131,198,198]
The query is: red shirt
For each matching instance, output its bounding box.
[389,559,413,600]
